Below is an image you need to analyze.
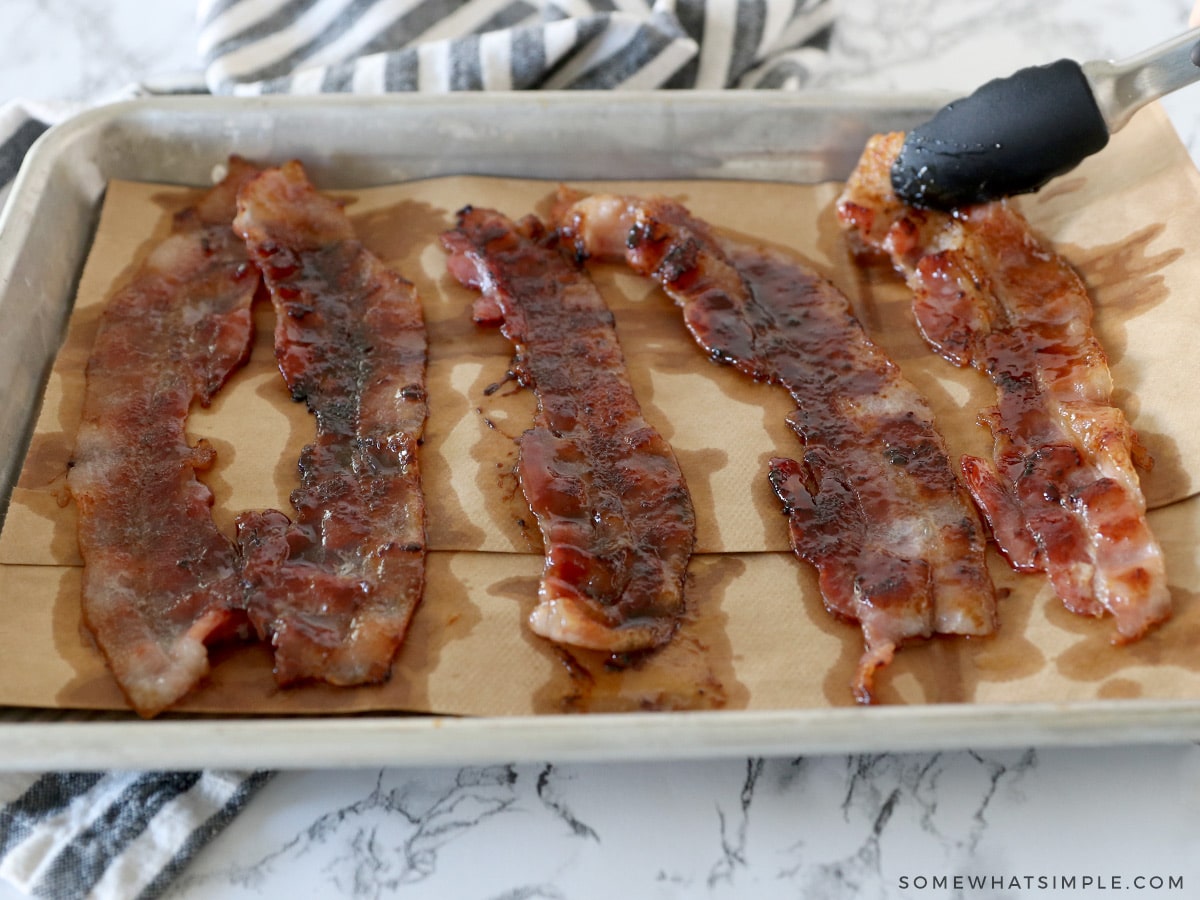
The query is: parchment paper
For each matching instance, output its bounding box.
[2,103,1199,714]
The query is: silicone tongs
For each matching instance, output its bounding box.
[890,28,1200,210]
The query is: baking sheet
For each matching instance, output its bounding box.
[1,94,1200,768]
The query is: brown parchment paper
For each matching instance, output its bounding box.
[3,102,1200,715]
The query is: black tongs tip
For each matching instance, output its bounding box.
[888,59,1109,212]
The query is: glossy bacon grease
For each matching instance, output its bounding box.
[68,158,262,717]
[554,190,996,703]
[838,132,1169,641]
[441,207,696,654]
[234,162,428,686]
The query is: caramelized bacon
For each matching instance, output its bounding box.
[554,190,995,702]
[838,132,1169,641]
[234,162,428,686]
[67,158,262,717]
[440,206,696,654]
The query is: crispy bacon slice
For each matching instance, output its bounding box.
[67,157,262,717]
[440,206,696,654]
[233,161,427,686]
[554,190,995,702]
[837,132,1169,641]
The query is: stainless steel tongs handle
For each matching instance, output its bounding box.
[1083,27,1200,131]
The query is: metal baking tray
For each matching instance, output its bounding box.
[3,93,1199,771]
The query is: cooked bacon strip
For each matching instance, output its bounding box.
[233,161,427,686]
[838,132,1169,641]
[67,157,262,717]
[554,190,995,702]
[440,206,696,654]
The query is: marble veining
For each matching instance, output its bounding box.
[3,0,198,106]
[826,0,1192,87]
[151,746,1200,899]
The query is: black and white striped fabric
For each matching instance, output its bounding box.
[0,105,50,190]
[0,771,272,899]
[0,1,835,897]
[0,102,54,217]
[198,0,837,94]
[0,0,836,217]
[0,86,154,216]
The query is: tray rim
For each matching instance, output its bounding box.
[2,92,1196,772]
[3,698,1200,772]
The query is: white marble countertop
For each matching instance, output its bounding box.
[3,1,1200,898]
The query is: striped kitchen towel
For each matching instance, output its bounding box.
[1,0,836,214]
[0,101,58,219]
[0,1,836,898]
[0,103,51,196]
[201,0,838,94]
[0,84,170,218]
[0,770,273,900]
